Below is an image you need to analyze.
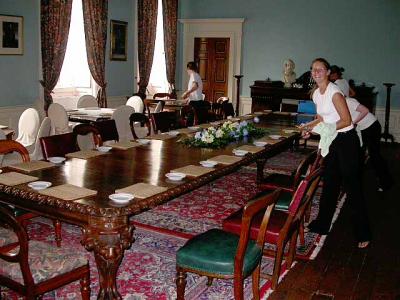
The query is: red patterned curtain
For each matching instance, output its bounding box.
[82,0,108,107]
[40,0,72,112]
[137,0,158,95]
[162,0,178,97]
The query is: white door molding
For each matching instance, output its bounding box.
[179,18,244,105]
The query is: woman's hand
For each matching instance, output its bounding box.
[297,124,312,139]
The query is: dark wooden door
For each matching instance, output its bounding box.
[194,38,229,103]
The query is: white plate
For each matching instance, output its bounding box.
[269,135,282,140]
[137,139,151,145]
[97,146,112,152]
[233,149,248,157]
[253,141,267,147]
[28,181,52,190]
[109,193,134,203]
[167,131,180,136]
[199,160,218,168]
[165,172,186,181]
[48,157,66,164]
[188,126,200,131]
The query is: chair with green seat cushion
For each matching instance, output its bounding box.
[223,168,322,290]
[176,189,281,300]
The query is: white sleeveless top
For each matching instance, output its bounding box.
[334,79,350,97]
[346,97,376,131]
[188,72,203,101]
[312,82,353,133]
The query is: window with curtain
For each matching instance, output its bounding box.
[53,0,94,109]
[147,0,169,95]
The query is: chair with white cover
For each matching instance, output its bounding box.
[16,108,40,151]
[77,95,98,108]
[126,96,145,114]
[29,117,52,161]
[112,105,135,142]
[48,103,72,135]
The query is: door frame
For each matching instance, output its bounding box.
[179,18,244,105]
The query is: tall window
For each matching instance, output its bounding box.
[53,0,93,109]
[147,0,169,95]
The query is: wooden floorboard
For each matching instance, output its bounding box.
[269,143,400,299]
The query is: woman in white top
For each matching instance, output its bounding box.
[346,97,393,191]
[329,65,355,97]
[301,58,371,249]
[182,61,203,102]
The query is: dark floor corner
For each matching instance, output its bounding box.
[269,142,400,300]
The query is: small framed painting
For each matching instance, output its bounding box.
[110,20,127,61]
[0,15,23,55]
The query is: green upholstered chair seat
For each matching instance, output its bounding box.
[176,228,262,277]
[275,191,293,211]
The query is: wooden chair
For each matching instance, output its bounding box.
[92,119,119,143]
[176,189,281,300]
[153,92,173,100]
[73,123,103,150]
[39,132,79,160]
[77,95,97,108]
[145,100,165,127]
[191,101,211,125]
[129,113,151,139]
[0,140,63,247]
[0,204,90,299]
[151,111,176,133]
[222,168,322,290]
[221,100,235,119]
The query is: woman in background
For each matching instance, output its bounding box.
[301,58,371,249]
[329,65,356,97]
[182,61,203,102]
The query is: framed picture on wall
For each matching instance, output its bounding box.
[110,20,127,61]
[0,15,23,55]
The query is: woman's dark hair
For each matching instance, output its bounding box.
[187,61,198,72]
[311,58,331,71]
[330,65,345,76]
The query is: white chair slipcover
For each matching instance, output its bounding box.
[48,103,71,135]
[16,108,40,149]
[112,105,135,142]
[126,96,144,114]
[77,95,98,108]
[30,117,52,161]
[153,101,164,113]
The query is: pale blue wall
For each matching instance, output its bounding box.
[178,0,400,107]
[0,0,135,108]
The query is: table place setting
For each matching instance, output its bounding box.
[39,183,97,201]
[97,146,112,153]
[108,141,141,150]
[232,149,249,157]
[66,150,107,159]
[255,136,284,145]
[199,160,218,168]
[170,165,213,177]
[234,144,264,153]
[165,172,186,181]
[253,141,268,147]
[137,138,151,145]
[9,160,56,172]
[48,157,66,164]
[0,172,39,186]
[116,182,168,199]
[27,181,52,190]
[205,155,243,165]
[108,193,134,204]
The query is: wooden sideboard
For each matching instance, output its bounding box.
[250,80,377,113]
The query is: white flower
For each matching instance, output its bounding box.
[222,121,231,128]
[215,129,223,138]
[208,126,216,133]
[239,121,248,128]
[253,117,260,123]
[195,132,202,140]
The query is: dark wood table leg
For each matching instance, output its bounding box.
[82,215,134,300]
[256,158,266,183]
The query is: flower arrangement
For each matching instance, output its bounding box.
[180,120,266,149]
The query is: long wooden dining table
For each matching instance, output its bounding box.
[0,113,302,299]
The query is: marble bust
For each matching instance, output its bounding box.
[282,59,296,87]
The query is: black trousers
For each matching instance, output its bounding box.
[316,129,371,242]
[361,120,392,188]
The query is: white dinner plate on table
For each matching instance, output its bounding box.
[253,141,268,147]
[269,135,282,140]
[199,160,218,168]
[28,181,52,190]
[109,193,134,204]
[97,146,112,153]
[232,149,248,157]
[48,157,66,164]
[165,172,186,181]
[167,131,180,136]
[137,139,151,145]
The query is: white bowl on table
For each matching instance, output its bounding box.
[97,146,112,153]
[199,160,218,168]
[137,139,151,145]
[109,193,134,204]
[253,141,267,147]
[167,131,180,137]
[48,157,66,164]
[28,181,52,190]
[165,172,186,181]
[269,135,282,140]
[232,149,248,157]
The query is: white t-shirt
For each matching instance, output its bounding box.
[334,79,350,97]
[187,72,203,101]
[312,82,353,133]
[346,97,376,130]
